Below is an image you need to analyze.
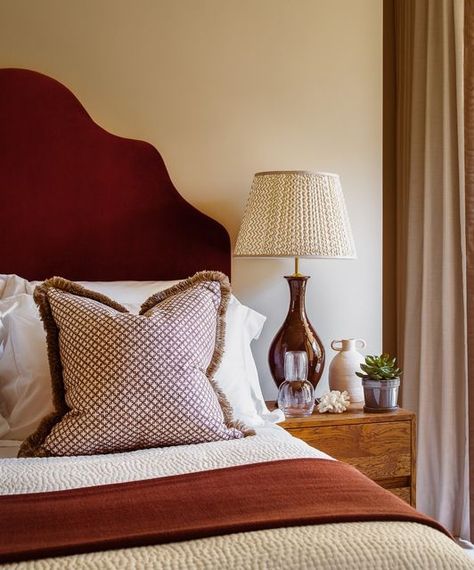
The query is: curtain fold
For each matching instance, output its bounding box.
[465,0,474,542]
[396,0,467,537]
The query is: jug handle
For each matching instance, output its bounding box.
[331,340,343,351]
[356,339,367,349]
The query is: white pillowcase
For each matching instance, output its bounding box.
[0,412,9,439]
[0,275,180,302]
[0,294,53,440]
[0,274,282,441]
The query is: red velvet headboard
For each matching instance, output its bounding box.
[0,68,231,281]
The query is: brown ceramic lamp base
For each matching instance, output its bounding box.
[269,274,325,390]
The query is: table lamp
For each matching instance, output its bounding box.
[234,170,356,389]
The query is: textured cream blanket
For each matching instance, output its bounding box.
[1,427,472,569]
[0,427,330,494]
[2,522,471,570]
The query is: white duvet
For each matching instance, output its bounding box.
[0,425,329,494]
[1,426,473,569]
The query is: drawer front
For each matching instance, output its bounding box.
[390,487,411,504]
[287,420,411,481]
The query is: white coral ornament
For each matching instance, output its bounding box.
[317,390,350,413]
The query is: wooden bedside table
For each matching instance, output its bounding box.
[267,402,416,506]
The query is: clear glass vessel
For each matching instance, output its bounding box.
[277,351,315,417]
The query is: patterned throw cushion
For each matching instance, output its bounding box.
[18,272,249,457]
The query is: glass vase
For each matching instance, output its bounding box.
[269,276,325,389]
[277,351,315,417]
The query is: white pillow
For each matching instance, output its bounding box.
[0,275,181,303]
[0,275,282,441]
[0,294,53,440]
[214,296,269,426]
[0,416,9,439]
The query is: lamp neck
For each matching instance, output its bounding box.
[284,275,310,316]
[292,256,304,277]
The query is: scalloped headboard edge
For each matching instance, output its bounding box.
[0,68,231,281]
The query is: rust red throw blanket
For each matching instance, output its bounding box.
[0,458,449,563]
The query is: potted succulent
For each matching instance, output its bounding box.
[356,354,403,412]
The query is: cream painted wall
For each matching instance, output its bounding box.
[0,0,382,399]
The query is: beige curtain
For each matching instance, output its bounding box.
[465,0,474,542]
[396,0,467,537]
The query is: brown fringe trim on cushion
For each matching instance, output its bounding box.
[18,278,129,458]
[19,272,253,458]
[141,271,254,437]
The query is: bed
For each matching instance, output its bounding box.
[0,68,472,569]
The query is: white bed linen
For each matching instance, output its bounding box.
[1,427,473,570]
[0,425,331,494]
[0,274,284,441]
[4,523,471,570]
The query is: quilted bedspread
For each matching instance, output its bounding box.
[1,426,472,569]
[2,522,469,570]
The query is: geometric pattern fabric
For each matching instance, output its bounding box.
[235,171,357,259]
[19,272,244,457]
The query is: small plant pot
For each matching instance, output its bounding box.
[362,378,400,412]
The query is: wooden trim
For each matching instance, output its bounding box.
[267,402,415,428]
[379,476,410,489]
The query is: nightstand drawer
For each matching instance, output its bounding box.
[286,420,412,480]
[269,402,416,506]
[390,487,411,503]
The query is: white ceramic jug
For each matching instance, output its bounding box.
[328,338,366,403]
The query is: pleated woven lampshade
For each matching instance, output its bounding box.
[234,171,356,259]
